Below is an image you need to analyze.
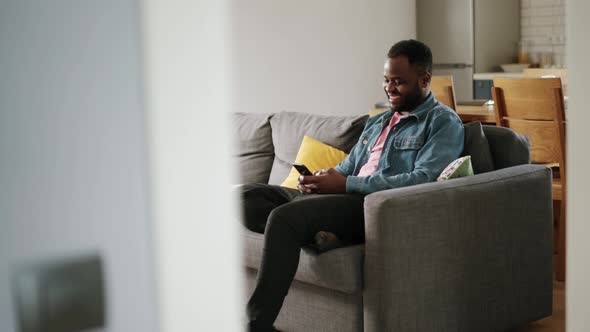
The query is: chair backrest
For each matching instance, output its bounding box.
[523,68,568,95]
[491,77,566,168]
[430,75,457,111]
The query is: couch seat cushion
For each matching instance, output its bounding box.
[242,227,364,294]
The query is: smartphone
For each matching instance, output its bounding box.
[292,163,313,176]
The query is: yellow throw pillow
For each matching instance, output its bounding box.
[281,135,348,189]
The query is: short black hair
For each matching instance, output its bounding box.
[387,39,433,74]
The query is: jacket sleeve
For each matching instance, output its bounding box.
[345,110,464,195]
[334,141,361,176]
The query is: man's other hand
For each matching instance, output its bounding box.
[297,168,347,194]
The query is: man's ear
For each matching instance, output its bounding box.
[421,72,432,88]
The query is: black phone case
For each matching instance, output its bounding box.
[293,163,313,176]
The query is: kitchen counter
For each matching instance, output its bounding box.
[473,72,525,80]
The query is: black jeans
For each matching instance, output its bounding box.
[241,183,365,332]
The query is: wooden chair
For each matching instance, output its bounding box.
[491,77,567,281]
[523,68,568,96]
[369,75,456,117]
[431,75,457,111]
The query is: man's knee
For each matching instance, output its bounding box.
[240,183,267,199]
[265,204,308,244]
[241,184,288,234]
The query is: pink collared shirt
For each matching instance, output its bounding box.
[357,111,409,176]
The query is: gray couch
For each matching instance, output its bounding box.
[235,111,553,332]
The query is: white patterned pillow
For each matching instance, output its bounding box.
[437,156,474,181]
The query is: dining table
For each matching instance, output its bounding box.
[455,103,496,124]
[455,95,568,124]
[369,103,496,124]
[370,97,567,125]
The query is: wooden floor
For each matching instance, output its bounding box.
[512,278,565,331]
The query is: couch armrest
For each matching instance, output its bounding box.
[362,164,553,332]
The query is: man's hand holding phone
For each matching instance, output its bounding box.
[293,163,347,194]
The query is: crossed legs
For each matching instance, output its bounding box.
[240,183,365,331]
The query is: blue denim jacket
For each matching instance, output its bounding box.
[334,93,464,194]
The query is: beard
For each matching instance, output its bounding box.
[389,81,424,112]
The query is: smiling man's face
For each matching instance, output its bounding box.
[383,55,430,112]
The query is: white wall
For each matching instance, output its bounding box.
[0,1,158,331]
[566,0,590,330]
[141,0,241,331]
[231,0,416,116]
[520,0,567,67]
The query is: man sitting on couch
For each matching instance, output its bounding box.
[242,39,464,332]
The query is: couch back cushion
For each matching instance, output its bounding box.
[233,113,274,184]
[462,121,495,174]
[483,125,531,169]
[267,112,368,185]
